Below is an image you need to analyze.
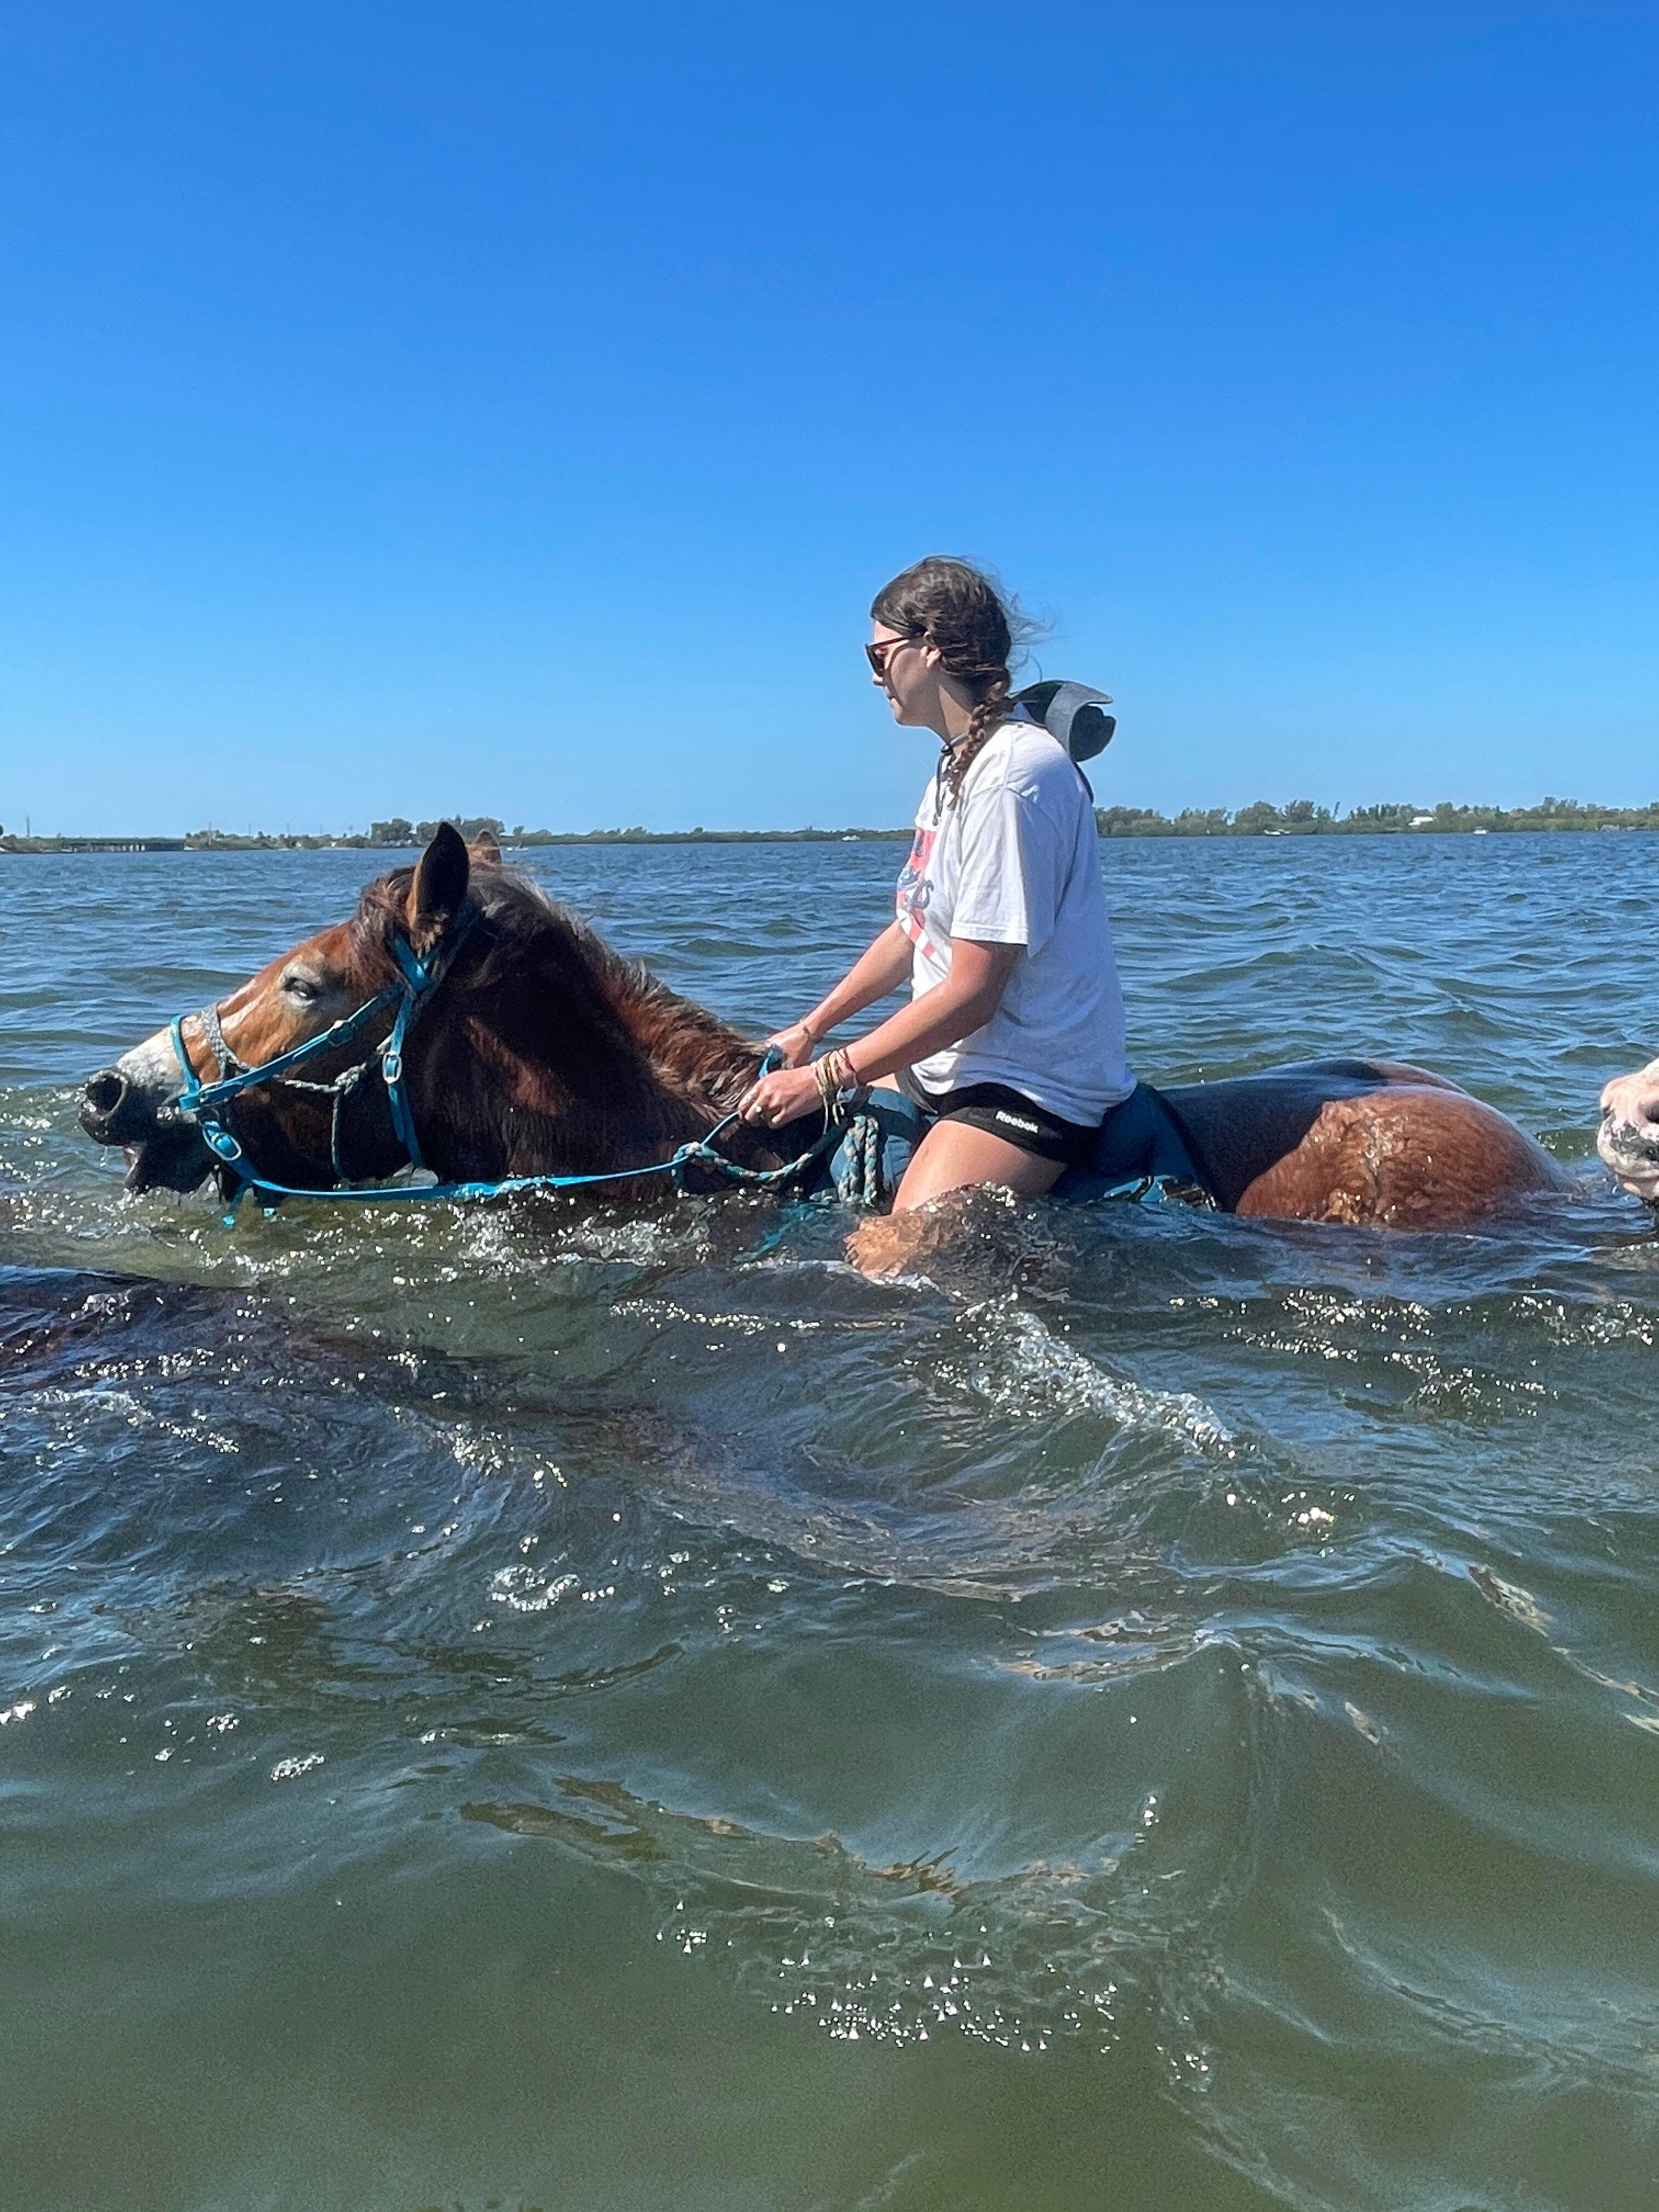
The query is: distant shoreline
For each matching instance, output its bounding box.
[4,799,1659,853]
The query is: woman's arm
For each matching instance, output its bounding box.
[837,938,1018,1084]
[742,935,1020,1125]
[768,922,914,1066]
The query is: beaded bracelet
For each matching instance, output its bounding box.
[813,1047,860,1118]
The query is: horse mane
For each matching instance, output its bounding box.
[348,862,766,1176]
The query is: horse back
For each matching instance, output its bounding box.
[1159,1059,1573,1224]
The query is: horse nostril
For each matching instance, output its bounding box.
[81,1070,129,1128]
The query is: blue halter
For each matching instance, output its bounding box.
[167,907,831,1215]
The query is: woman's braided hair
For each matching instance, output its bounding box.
[871,556,1037,805]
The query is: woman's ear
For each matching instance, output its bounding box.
[407,823,472,956]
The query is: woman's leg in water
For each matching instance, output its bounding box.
[848,1107,1065,1274]
[891,1119,1065,1210]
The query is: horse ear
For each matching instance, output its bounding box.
[407,823,471,956]
[469,832,503,868]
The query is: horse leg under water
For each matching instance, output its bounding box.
[847,1201,971,1277]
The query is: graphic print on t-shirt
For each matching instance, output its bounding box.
[896,824,938,945]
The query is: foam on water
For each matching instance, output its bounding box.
[950,1295,1240,1456]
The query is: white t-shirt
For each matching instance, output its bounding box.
[895,719,1135,1125]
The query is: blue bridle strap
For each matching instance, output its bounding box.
[167,919,822,1212]
[171,989,400,1119]
[382,934,435,1169]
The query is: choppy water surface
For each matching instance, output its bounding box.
[3,836,1658,2211]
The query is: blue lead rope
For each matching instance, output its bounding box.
[206,1110,839,1212]
[207,1094,835,1211]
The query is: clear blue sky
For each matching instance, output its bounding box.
[2,3,1655,834]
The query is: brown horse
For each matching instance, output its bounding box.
[80,825,1576,1232]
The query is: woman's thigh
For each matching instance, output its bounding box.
[891,1118,1066,1211]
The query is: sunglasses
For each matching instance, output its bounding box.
[865,634,923,678]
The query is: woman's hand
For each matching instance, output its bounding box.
[738,1063,825,1130]
[763,1019,818,1069]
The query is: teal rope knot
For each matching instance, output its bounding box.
[832,1108,885,1206]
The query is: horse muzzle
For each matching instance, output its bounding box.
[80,1030,215,1193]
[1597,1109,1659,1206]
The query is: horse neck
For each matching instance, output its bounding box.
[599,958,763,1123]
[565,956,833,1173]
[423,909,781,1179]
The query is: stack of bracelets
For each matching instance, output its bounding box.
[813,1047,861,1118]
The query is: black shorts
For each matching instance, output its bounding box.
[899,1073,1101,1168]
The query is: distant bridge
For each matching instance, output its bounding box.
[1,837,189,853]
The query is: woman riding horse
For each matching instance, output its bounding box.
[738,557,1135,1211]
[78,721,1576,1237]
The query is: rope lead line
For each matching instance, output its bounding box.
[167,918,829,1215]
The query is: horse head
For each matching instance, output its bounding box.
[81,825,768,1199]
[1599,1059,1659,1206]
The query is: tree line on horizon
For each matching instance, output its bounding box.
[347,798,1659,844]
[316,797,1659,845]
[7,796,1659,853]
[1093,796,1659,837]
[215,797,1659,846]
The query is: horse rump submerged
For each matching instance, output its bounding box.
[1149,1059,1574,1224]
[79,826,1578,1232]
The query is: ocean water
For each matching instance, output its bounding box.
[2,834,1657,2212]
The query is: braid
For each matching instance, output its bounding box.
[941,674,1014,805]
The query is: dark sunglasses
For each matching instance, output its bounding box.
[865,634,923,677]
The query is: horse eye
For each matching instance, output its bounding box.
[283,974,321,1002]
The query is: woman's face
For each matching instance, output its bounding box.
[868,625,940,727]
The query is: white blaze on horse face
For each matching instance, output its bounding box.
[113,946,360,1131]
[116,999,253,1114]
[1598,1057,1659,1204]
[115,1024,192,1115]
[215,977,265,1056]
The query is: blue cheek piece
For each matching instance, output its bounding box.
[381,938,432,1171]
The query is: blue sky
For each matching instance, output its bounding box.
[2,3,1655,833]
